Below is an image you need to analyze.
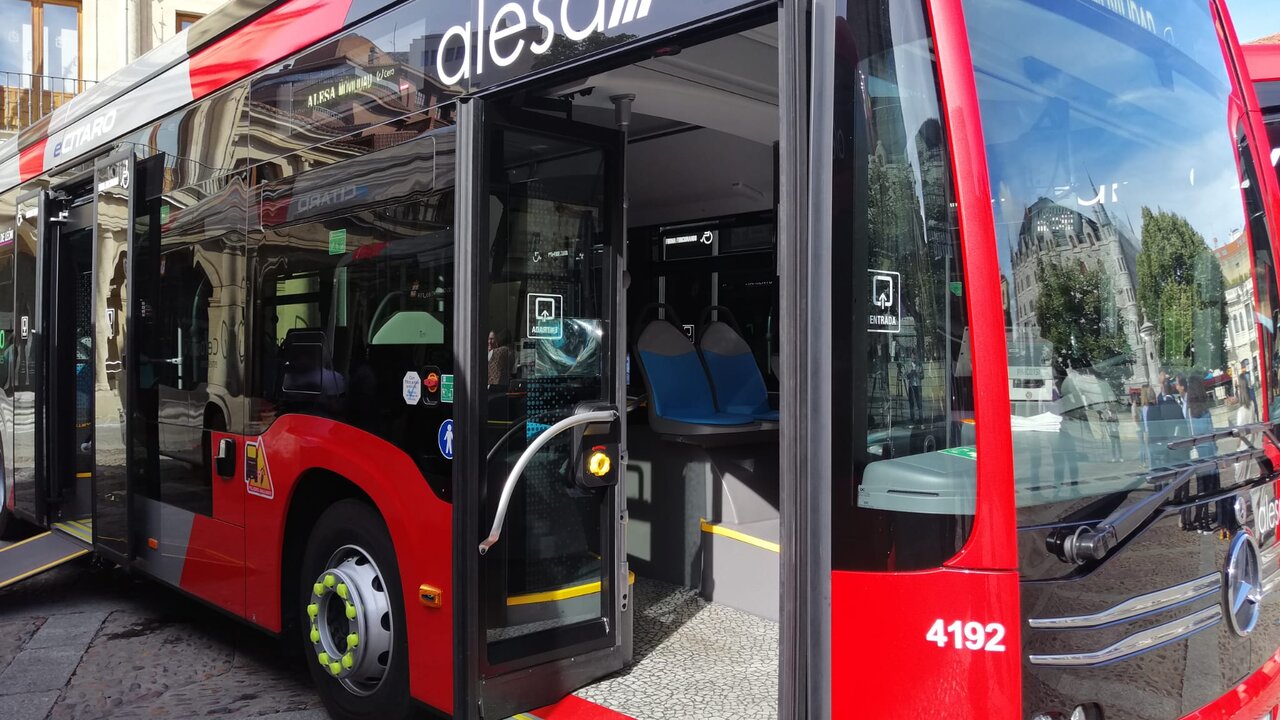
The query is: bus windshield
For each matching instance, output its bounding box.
[964,0,1280,525]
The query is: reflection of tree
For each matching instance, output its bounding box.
[1035,260,1133,393]
[533,33,637,70]
[867,156,942,356]
[1135,208,1226,370]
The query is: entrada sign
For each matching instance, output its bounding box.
[437,0,654,85]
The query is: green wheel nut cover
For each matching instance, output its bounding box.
[318,652,330,666]
[342,653,354,669]
[307,604,319,619]
[345,602,356,619]
[329,662,341,676]
[347,633,359,648]
[324,574,336,588]
[336,583,349,599]
[310,628,320,643]
[313,582,325,596]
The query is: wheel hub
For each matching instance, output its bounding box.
[307,545,394,696]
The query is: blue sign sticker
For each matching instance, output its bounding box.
[438,419,454,460]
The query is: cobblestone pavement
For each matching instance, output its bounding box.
[0,540,327,720]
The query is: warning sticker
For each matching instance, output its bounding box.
[403,371,422,404]
[245,441,275,499]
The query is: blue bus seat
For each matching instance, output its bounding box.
[698,310,778,424]
[633,316,759,436]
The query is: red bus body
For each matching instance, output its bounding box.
[0,1,1279,719]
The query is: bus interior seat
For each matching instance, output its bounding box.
[698,305,778,425]
[632,304,761,436]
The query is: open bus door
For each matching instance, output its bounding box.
[456,99,629,718]
[90,150,134,564]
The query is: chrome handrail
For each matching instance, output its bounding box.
[478,408,618,555]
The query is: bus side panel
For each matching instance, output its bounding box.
[831,568,1021,718]
[180,514,247,617]
[242,414,453,714]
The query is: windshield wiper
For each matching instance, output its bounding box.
[1047,422,1280,565]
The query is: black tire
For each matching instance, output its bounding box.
[300,499,412,720]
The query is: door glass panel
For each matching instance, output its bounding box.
[93,157,131,555]
[12,195,38,514]
[480,125,615,666]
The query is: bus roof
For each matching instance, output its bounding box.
[0,0,385,195]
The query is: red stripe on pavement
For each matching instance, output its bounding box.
[187,0,353,99]
[18,138,46,181]
[530,696,636,720]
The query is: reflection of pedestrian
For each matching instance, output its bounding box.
[1149,375,1183,468]
[1104,406,1121,462]
[1138,386,1156,468]
[1241,358,1258,422]
[1235,375,1255,485]
[905,352,922,423]
[1050,382,1078,486]
[487,329,513,386]
[1181,376,1215,461]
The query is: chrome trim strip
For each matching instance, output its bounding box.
[1028,573,1221,629]
[1028,606,1222,667]
[1264,567,1280,597]
[1262,542,1280,568]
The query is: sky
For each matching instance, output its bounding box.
[1226,0,1280,42]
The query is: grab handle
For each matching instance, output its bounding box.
[478,408,619,555]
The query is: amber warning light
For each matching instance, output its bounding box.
[587,446,612,478]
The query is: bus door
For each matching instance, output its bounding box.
[459,101,629,718]
[42,177,96,536]
[11,188,45,526]
[90,151,134,562]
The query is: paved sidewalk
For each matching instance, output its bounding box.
[0,549,327,720]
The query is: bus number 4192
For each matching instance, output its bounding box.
[926,619,1007,652]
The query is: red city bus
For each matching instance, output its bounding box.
[0,1,1278,719]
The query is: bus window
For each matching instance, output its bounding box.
[829,1,976,571]
[964,0,1275,527]
[252,192,454,494]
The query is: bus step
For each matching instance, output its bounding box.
[0,529,91,591]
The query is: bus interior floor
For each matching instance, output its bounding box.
[574,577,779,720]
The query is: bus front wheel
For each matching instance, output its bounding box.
[299,499,412,720]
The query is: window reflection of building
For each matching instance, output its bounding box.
[1216,231,1259,377]
[1008,196,1142,381]
[248,25,458,174]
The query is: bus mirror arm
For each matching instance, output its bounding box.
[479,408,620,556]
[1049,422,1280,565]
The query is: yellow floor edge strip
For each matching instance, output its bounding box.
[700,519,781,553]
[0,531,52,554]
[0,549,89,590]
[507,571,636,607]
[53,523,92,543]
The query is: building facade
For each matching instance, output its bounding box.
[0,0,225,135]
